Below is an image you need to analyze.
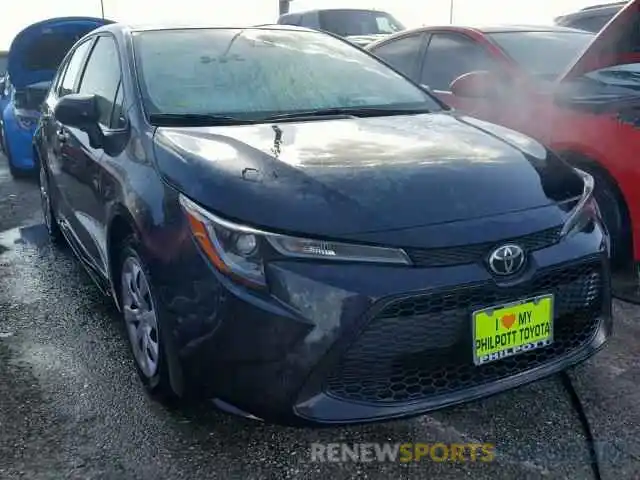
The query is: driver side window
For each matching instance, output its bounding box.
[420,33,500,91]
[371,33,425,81]
[77,35,123,128]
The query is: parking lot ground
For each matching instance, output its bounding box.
[1,155,639,479]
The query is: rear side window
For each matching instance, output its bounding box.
[370,34,424,80]
[59,40,93,96]
[78,36,122,127]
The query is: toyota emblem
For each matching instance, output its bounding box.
[488,244,526,276]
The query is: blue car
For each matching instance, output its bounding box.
[2,17,111,177]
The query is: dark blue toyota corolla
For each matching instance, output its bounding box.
[34,23,611,425]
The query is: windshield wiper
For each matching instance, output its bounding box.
[149,107,432,126]
[262,106,431,122]
[148,113,257,127]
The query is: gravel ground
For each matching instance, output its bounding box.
[1,154,639,479]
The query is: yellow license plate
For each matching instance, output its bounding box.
[472,294,554,366]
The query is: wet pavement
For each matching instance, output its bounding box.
[1,155,640,479]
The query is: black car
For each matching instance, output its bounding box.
[277,8,405,46]
[35,24,611,425]
[554,1,626,32]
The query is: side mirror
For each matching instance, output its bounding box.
[54,94,99,128]
[54,94,103,148]
[449,71,501,99]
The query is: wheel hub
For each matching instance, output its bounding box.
[121,257,160,378]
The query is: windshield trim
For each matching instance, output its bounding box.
[131,27,446,123]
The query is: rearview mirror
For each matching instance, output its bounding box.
[54,94,103,149]
[450,71,501,99]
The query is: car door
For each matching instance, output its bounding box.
[547,0,640,252]
[43,37,95,248]
[367,32,428,82]
[59,34,124,276]
[419,32,509,123]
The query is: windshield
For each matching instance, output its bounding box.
[488,31,594,80]
[319,10,404,36]
[132,28,440,119]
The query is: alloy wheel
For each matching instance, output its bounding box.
[121,257,160,379]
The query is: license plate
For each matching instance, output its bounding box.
[472,294,554,366]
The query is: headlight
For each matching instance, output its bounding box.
[560,168,601,238]
[265,235,411,264]
[179,194,411,288]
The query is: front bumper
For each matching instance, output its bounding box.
[158,222,611,426]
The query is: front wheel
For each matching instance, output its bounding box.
[119,238,178,402]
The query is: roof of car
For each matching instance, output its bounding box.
[366,24,593,50]
[580,1,626,11]
[405,24,591,34]
[94,23,312,35]
[469,24,592,33]
[555,2,624,22]
[280,8,387,15]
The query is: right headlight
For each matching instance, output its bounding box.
[560,168,602,238]
[179,195,411,289]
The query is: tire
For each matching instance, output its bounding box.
[39,160,63,244]
[118,237,180,403]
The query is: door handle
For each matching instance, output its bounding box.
[56,128,68,143]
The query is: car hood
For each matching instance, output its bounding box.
[559,0,639,81]
[153,112,584,239]
[7,17,112,90]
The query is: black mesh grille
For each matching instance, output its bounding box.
[325,259,604,404]
[405,226,562,267]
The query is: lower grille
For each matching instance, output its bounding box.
[325,259,604,404]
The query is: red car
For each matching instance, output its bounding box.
[367,4,640,272]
